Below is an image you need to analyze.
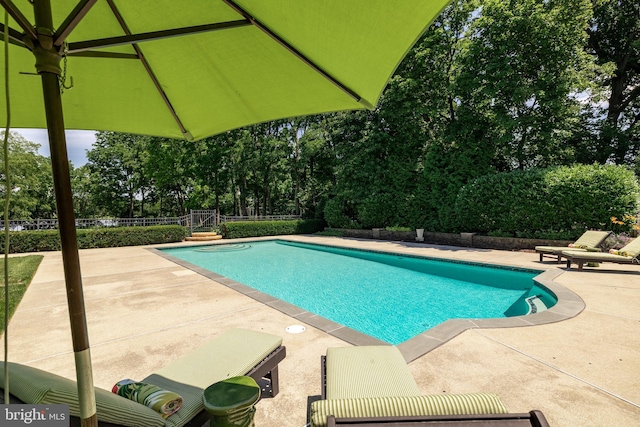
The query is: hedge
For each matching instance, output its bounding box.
[221,219,325,239]
[0,225,186,254]
[455,164,639,238]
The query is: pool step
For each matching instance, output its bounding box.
[185,232,223,241]
[525,295,547,314]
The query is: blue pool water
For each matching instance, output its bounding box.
[162,240,554,344]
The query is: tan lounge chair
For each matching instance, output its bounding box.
[0,328,285,427]
[563,237,640,270]
[535,230,611,263]
[309,346,549,427]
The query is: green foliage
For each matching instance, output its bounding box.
[7,1,640,239]
[221,219,325,239]
[458,0,593,169]
[75,225,186,249]
[385,226,412,232]
[0,131,55,219]
[314,228,346,237]
[455,164,639,237]
[0,226,185,253]
[585,0,640,164]
[71,165,101,218]
[87,132,151,218]
[323,197,361,229]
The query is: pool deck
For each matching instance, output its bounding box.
[2,235,639,426]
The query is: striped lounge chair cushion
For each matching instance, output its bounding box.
[310,393,508,427]
[325,346,421,399]
[1,361,166,427]
[1,329,283,427]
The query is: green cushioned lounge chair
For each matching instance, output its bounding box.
[563,237,640,270]
[535,230,611,263]
[0,328,285,427]
[309,346,549,427]
[325,411,550,426]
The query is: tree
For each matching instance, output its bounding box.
[458,0,594,170]
[86,132,148,217]
[144,136,192,216]
[586,0,640,164]
[0,131,55,219]
[415,0,492,231]
[293,116,336,218]
[189,135,233,213]
[322,10,461,229]
[71,164,100,218]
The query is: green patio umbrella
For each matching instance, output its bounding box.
[0,1,450,425]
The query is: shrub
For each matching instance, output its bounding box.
[0,225,186,253]
[221,219,325,239]
[314,228,346,237]
[324,197,360,229]
[385,226,412,232]
[455,164,639,238]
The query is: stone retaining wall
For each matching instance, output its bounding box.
[328,228,571,251]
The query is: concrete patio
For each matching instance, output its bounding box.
[2,235,639,426]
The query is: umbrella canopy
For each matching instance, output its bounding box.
[0,1,450,426]
[2,0,450,140]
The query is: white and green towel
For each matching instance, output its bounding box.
[112,379,183,418]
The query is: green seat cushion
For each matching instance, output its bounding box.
[146,328,282,389]
[536,230,610,254]
[310,393,508,427]
[143,328,282,426]
[535,245,587,254]
[563,251,635,263]
[325,346,421,399]
[573,231,611,248]
[0,329,283,427]
[618,238,640,258]
[0,362,166,427]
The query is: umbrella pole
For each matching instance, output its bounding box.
[41,73,98,427]
[33,1,98,426]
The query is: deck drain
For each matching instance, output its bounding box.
[285,325,306,334]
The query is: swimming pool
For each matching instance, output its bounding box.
[160,240,556,345]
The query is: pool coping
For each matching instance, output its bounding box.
[148,239,585,362]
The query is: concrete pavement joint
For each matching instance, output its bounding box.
[584,309,640,322]
[474,330,640,409]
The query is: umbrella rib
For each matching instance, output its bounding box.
[68,51,138,59]
[0,0,36,40]
[66,20,250,54]
[105,0,191,140]
[54,0,98,46]
[0,23,28,48]
[222,0,372,109]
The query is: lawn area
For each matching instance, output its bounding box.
[0,255,43,331]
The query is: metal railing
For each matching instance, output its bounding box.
[220,215,301,222]
[189,210,217,234]
[0,216,189,231]
[0,211,301,232]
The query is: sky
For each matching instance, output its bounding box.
[13,128,96,167]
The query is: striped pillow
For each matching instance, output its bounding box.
[310,393,508,427]
[1,362,166,427]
